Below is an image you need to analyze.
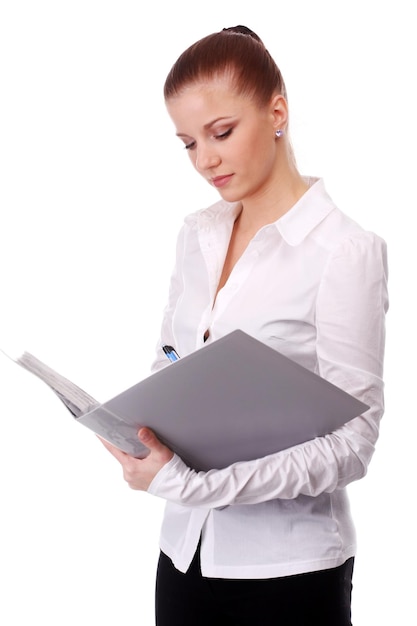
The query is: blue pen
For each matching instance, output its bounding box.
[162,345,181,363]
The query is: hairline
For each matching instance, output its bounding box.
[164,67,281,109]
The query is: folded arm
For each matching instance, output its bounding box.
[148,232,388,508]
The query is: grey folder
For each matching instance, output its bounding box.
[78,330,369,471]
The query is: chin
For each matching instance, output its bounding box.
[215,187,243,204]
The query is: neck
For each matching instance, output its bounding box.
[238,165,309,234]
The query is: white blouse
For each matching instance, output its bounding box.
[148,177,388,579]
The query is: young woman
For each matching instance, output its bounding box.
[101,26,388,625]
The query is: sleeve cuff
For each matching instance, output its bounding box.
[147,453,186,496]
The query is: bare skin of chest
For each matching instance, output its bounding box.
[215,219,255,299]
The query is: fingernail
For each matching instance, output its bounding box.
[139,428,150,442]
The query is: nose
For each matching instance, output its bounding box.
[194,143,221,172]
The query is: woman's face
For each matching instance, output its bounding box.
[166,76,283,206]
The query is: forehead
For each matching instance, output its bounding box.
[165,76,257,130]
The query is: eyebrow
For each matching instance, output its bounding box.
[176,116,235,138]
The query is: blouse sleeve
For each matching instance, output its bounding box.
[148,232,389,508]
[149,225,186,374]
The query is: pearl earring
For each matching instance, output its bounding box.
[275,129,283,138]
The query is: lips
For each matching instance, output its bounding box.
[211,174,234,188]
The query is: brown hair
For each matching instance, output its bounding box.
[163,26,287,106]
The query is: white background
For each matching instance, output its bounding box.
[0,1,415,624]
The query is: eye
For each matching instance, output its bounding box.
[184,140,196,151]
[214,128,233,141]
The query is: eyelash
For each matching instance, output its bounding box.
[184,128,233,151]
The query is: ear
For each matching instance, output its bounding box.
[269,93,289,132]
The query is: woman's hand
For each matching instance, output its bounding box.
[99,428,174,491]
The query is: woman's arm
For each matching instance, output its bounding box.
[149,225,186,374]
[102,232,388,509]
[146,232,388,508]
